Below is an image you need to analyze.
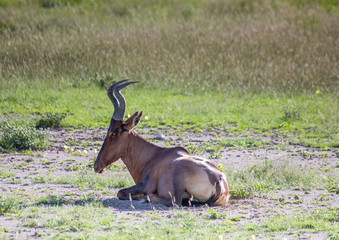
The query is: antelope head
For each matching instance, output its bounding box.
[94,80,142,173]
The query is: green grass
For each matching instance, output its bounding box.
[260,207,339,233]
[49,168,134,190]
[225,160,337,198]
[0,0,338,149]
[1,159,337,238]
[49,159,339,200]
[216,137,270,149]
[0,120,48,152]
[0,167,15,178]
[0,1,338,238]
[11,202,338,239]
[1,86,337,148]
[11,204,241,238]
[35,194,67,206]
[0,195,21,215]
[35,112,67,129]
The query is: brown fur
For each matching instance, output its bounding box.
[94,113,230,207]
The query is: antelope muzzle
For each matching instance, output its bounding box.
[93,162,106,173]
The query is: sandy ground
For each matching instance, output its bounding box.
[0,127,338,239]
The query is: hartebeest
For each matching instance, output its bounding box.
[94,80,230,206]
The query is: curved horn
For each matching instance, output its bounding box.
[107,79,129,112]
[113,81,139,120]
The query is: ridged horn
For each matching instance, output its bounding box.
[106,79,138,121]
[107,79,129,114]
[113,81,139,120]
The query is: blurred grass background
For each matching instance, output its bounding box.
[0,0,338,93]
[0,0,338,147]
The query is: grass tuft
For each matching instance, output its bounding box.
[35,112,67,129]
[0,167,15,178]
[35,195,66,206]
[0,121,48,152]
[0,196,20,215]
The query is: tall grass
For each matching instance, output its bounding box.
[0,0,338,94]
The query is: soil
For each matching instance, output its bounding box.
[0,127,338,239]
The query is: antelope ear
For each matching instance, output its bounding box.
[124,111,143,131]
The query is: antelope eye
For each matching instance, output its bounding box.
[108,130,119,140]
[108,132,115,139]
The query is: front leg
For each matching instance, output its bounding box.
[117,183,146,200]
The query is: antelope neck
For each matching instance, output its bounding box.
[121,131,162,184]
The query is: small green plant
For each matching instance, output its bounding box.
[229,188,250,199]
[230,216,241,222]
[14,163,28,169]
[36,195,66,206]
[209,153,223,159]
[0,168,15,178]
[327,178,339,195]
[21,219,39,227]
[86,158,95,168]
[25,158,34,163]
[32,176,47,183]
[186,144,199,154]
[35,113,67,129]
[208,209,227,220]
[329,233,339,240]
[282,101,301,120]
[107,163,126,170]
[0,121,47,152]
[64,165,82,171]
[0,196,19,215]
